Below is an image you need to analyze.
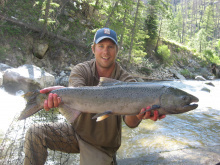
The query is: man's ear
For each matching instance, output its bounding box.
[91,45,95,54]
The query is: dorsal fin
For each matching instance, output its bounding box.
[98,77,123,86]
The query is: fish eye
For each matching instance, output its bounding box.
[182,96,187,100]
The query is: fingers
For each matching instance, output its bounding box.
[143,106,151,119]
[159,114,166,120]
[48,93,54,109]
[43,93,61,111]
[149,110,159,121]
[136,106,151,120]
[44,100,50,111]
[140,106,166,121]
[136,108,146,120]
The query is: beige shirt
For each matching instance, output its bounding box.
[68,59,135,156]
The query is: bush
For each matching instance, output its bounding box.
[180,69,192,78]
[157,45,173,65]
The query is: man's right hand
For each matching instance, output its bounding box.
[40,86,64,111]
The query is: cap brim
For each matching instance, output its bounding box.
[95,36,118,45]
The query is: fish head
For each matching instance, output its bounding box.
[160,86,199,114]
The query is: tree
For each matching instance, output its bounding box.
[128,0,141,63]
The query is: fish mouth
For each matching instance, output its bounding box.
[178,96,199,112]
[181,97,199,112]
[182,103,198,111]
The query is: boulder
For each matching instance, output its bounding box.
[55,75,69,87]
[195,75,206,81]
[169,69,186,80]
[33,41,49,59]
[0,72,3,86]
[200,67,212,78]
[3,64,55,94]
[0,63,13,72]
[201,87,210,93]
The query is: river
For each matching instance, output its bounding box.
[0,80,220,164]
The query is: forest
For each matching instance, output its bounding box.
[0,0,220,70]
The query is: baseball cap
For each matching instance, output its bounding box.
[94,28,118,45]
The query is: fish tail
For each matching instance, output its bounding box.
[18,90,46,120]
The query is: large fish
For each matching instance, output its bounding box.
[18,77,199,123]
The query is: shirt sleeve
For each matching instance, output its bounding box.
[68,64,88,87]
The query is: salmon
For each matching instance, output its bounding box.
[18,77,199,123]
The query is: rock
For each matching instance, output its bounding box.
[200,67,212,78]
[0,72,3,86]
[55,75,69,87]
[195,75,206,81]
[33,41,49,59]
[3,64,55,94]
[207,76,215,80]
[60,71,66,77]
[205,82,215,87]
[201,87,210,93]
[136,77,145,82]
[169,68,186,80]
[0,63,13,72]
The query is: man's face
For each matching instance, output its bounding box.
[92,38,117,69]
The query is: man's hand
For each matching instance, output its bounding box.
[40,86,64,111]
[136,106,166,121]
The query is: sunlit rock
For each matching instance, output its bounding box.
[0,72,3,86]
[169,68,186,80]
[195,75,206,81]
[0,63,13,72]
[3,64,55,94]
[33,41,49,59]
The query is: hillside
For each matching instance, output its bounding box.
[0,0,216,81]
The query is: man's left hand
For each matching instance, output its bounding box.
[136,106,166,121]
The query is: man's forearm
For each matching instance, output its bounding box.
[124,115,142,128]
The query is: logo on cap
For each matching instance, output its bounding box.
[104,29,110,35]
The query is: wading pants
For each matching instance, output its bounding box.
[24,123,116,165]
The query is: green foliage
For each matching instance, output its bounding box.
[144,0,167,44]
[156,45,172,65]
[203,49,220,64]
[0,47,7,61]
[180,69,192,78]
[175,47,181,53]
[1,0,219,68]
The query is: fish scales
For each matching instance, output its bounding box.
[51,85,165,115]
[18,78,199,123]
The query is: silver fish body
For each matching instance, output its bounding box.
[18,78,199,123]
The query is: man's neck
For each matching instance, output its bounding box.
[96,63,115,78]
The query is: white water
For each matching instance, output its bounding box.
[0,88,25,136]
[118,80,220,161]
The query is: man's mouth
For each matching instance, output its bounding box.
[102,57,109,60]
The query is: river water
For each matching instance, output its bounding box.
[0,80,220,164]
[118,80,220,164]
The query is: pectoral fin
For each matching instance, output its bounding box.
[92,111,112,122]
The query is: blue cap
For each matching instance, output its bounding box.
[94,28,118,45]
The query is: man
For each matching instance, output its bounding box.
[24,28,166,165]
[211,63,220,78]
